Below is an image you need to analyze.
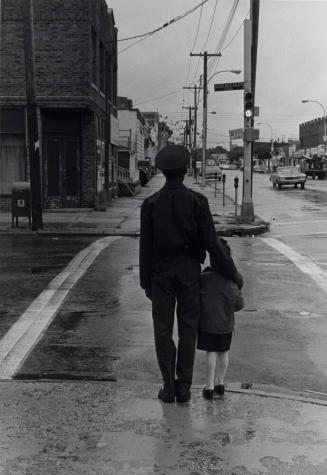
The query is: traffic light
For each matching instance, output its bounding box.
[244,90,254,118]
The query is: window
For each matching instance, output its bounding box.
[99,41,105,92]
[106,52,111,99]
[91,28,97,85]
[113,64,117,105]
[0,109,26,195]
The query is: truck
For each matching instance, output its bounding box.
[300,155,327,180]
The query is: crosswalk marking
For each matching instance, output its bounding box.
[0,237,119,379]
[261,237,327,293]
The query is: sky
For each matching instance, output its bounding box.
[108,0,327,149]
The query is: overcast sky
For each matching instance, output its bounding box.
[108,0,327,149]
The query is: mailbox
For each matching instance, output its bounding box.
[12,182,31,227]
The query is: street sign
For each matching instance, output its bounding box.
[243,128,259,142]
[229,128,244,140]
[214,81,244,91]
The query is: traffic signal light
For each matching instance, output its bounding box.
[244,90,254,118]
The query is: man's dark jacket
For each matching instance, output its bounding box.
[139,178,240,290]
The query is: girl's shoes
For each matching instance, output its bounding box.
[202,388,214,400]
[214,384,225,396]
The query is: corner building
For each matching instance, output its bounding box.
[0,0,118,210]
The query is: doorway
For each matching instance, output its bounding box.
[45,138,80,208]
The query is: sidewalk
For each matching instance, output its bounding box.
[0,380,326,473]
[0,173,269,237]
[2,176,327,473]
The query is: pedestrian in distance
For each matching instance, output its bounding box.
[198,246,244,400]
[139,144,243,404]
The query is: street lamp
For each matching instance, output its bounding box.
[257,122,274,170]
[301,99,327,156]
[201,69,242,186]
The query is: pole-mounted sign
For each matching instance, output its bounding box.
[214,81,244,91]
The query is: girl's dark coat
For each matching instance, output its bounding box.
[199,268,236,334]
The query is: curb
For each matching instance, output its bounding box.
[215,221,270,237]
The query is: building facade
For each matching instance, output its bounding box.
[117,96,145,194]
[299,117,326,157]
[142,111,159,169]
[0,0,118,210]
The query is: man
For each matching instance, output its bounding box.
[139,144,242,403]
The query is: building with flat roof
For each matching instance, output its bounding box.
[0,0,118,210]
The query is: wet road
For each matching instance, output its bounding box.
[1,176,327,397]
[0,236,96,339]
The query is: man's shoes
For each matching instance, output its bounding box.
[158,386,176,403]
[202,388,214,400]
[214,384,225,396]
[176,387,191,403]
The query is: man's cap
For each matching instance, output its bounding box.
[155,145,190,170]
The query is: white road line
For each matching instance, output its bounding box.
[0,236,119,379]
[261,237,327,293]
[272,219,327,226]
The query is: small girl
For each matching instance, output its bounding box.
[197,245,243,400]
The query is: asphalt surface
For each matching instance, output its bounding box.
[1,174,327,474]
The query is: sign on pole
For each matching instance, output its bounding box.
[229,128,244,140]
[214,82,244,92]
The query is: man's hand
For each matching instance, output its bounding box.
[145,288,152,300]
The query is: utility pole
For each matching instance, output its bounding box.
[183,85,200,150]
[183,85,200,176]
[182,106,194,151]
[241,0,260,221]
[190,52,221,186]
[22,0,43,230]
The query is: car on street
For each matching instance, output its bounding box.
[198,159,222,181]
[269,166,307,189]
[137,160,151,186]
[253,164,266,173]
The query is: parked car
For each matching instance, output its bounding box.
[253,164,266,173]
[137,160,151,186]
[269,166,306,189]
[198,160,222,181]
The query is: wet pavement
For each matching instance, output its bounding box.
[0,235,96,340]
[1,174,327,473]
[1,381,327,474]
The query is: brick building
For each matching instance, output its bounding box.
[299,116,326,157]
[0,0,118,210]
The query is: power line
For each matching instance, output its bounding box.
[201,0,219,51]
[185,2,204,86]
[190,0,219,86]
[118,0,209,55]
[208,0,240,76]
[221,9,249,52]
[134,87,182,107]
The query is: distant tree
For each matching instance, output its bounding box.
[253,142,271,160]
[159,121,173,138]
[208,145,228,155]
[228,146,243,162]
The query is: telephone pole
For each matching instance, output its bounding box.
[190,52,221,186]
[183,85,200,151]
[182,106,194,152]
[22,0,43,230]
[241,0,260,221]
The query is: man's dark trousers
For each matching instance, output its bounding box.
[151,257,201,393]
